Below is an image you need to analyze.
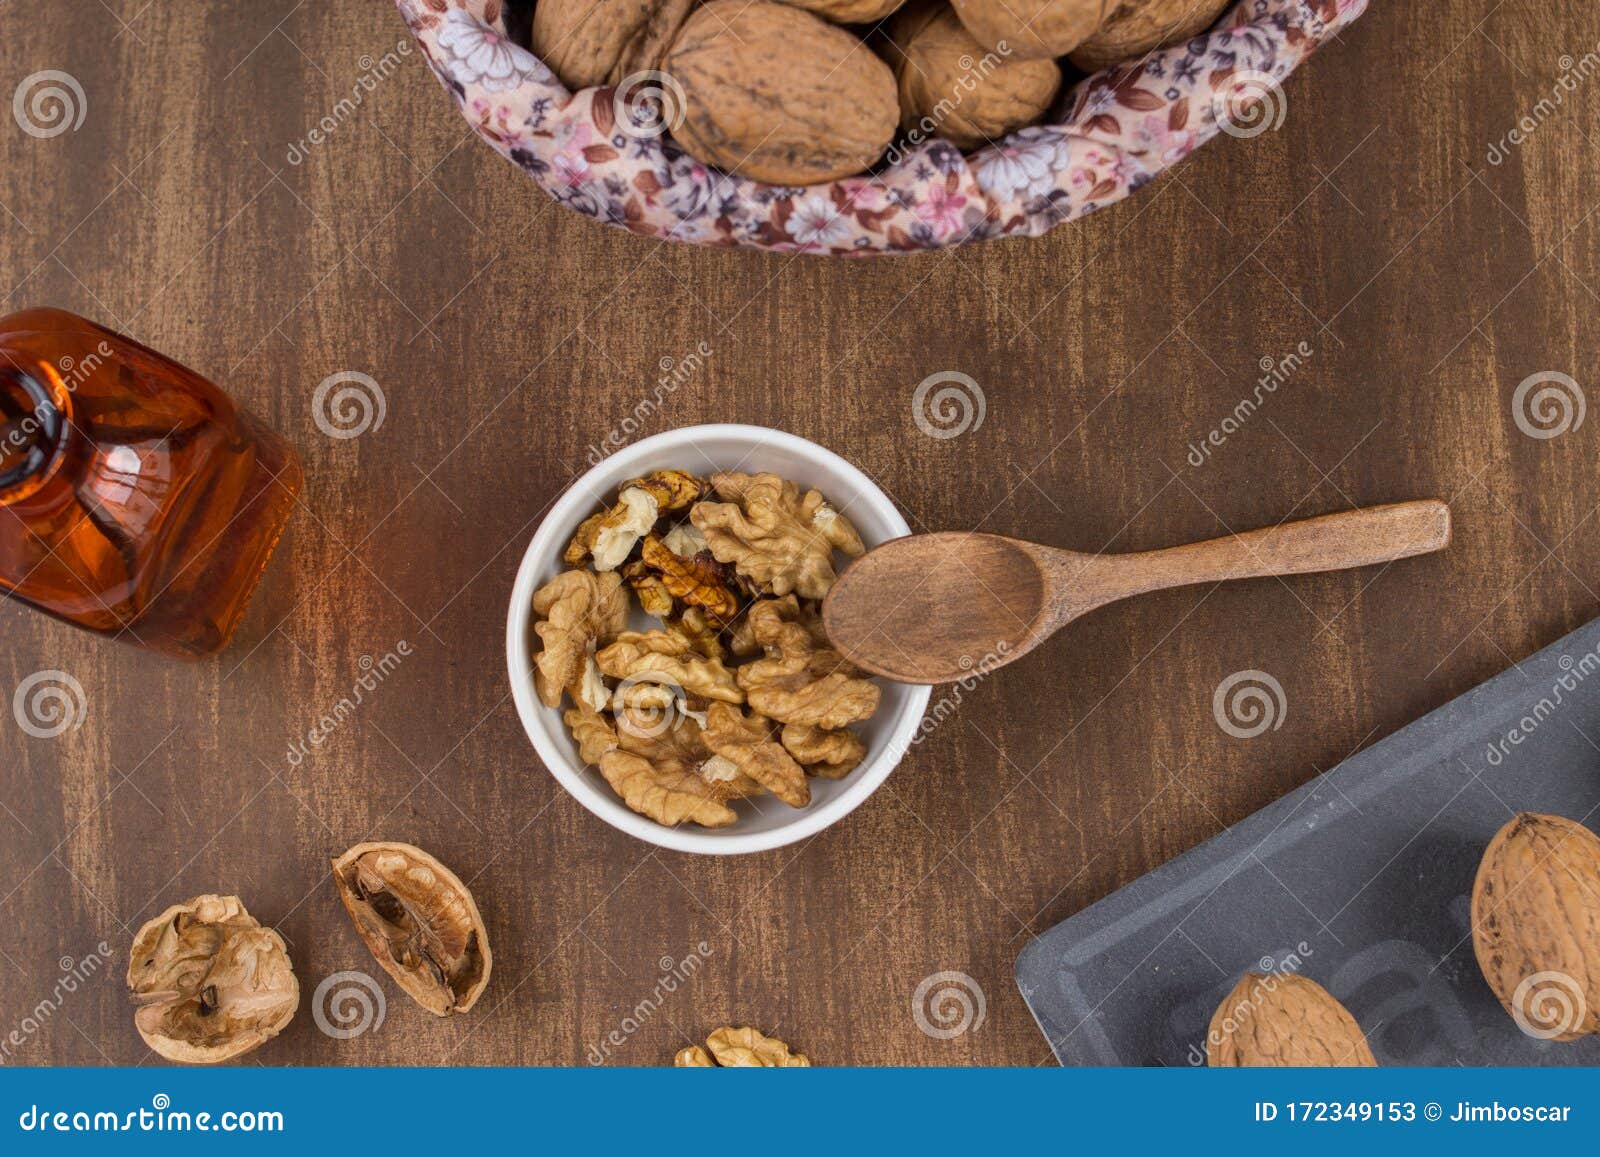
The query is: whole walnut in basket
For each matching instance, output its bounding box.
[780,0,909,23]
[664,0,899,185]
[531,0,696,90]
[1069,0,1233,72]
[887,1,1062,150]
[949,0,1113,60]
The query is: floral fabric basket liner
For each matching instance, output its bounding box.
[394,0,1366,255]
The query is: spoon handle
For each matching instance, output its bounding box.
[1091,500,1452,597]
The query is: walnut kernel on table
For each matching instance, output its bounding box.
[675,1026,812,1066]
[127,895,299,1064]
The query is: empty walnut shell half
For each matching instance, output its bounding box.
[127,894,300,1064]
[331,842,492,1016]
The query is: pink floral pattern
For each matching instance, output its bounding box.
[392,0,1366,256]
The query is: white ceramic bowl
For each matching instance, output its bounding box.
[507,424,931,855]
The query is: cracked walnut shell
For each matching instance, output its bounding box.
[127,895,299,1064]
[532,569,630,709]
[691,472,864,600]
[331,842,492,1017]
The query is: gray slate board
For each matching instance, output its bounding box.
[1016,616,1600,1066]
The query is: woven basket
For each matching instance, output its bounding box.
[393,0,1365,254]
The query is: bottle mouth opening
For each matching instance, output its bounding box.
[0,369,64,491]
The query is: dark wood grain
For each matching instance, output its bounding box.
[2,0,1598,1067]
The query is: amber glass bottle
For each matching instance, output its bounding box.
[0,308,301,658]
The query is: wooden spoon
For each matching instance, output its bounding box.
[821,500,1451,684]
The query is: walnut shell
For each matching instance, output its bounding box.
[665,0,898,185]
[1471,813,1600,1041]
[888,1,1062,150]
[777,0,909,23]
[949,0,1112,60]
[127,895,299,1064]
[1206,973,1377,1066]
[531,0,696,90]
[1069,0,1232,72]
[331,842,492,1016]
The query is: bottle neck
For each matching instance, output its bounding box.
[0,368,65,499]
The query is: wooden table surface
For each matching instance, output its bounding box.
[2,0,1597,1067]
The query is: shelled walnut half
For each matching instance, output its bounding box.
[127,895,299,1064]
[674,1025,812,1066]
[331,842,492,1016]
[691,472,865,600]
[531,568,629,709]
